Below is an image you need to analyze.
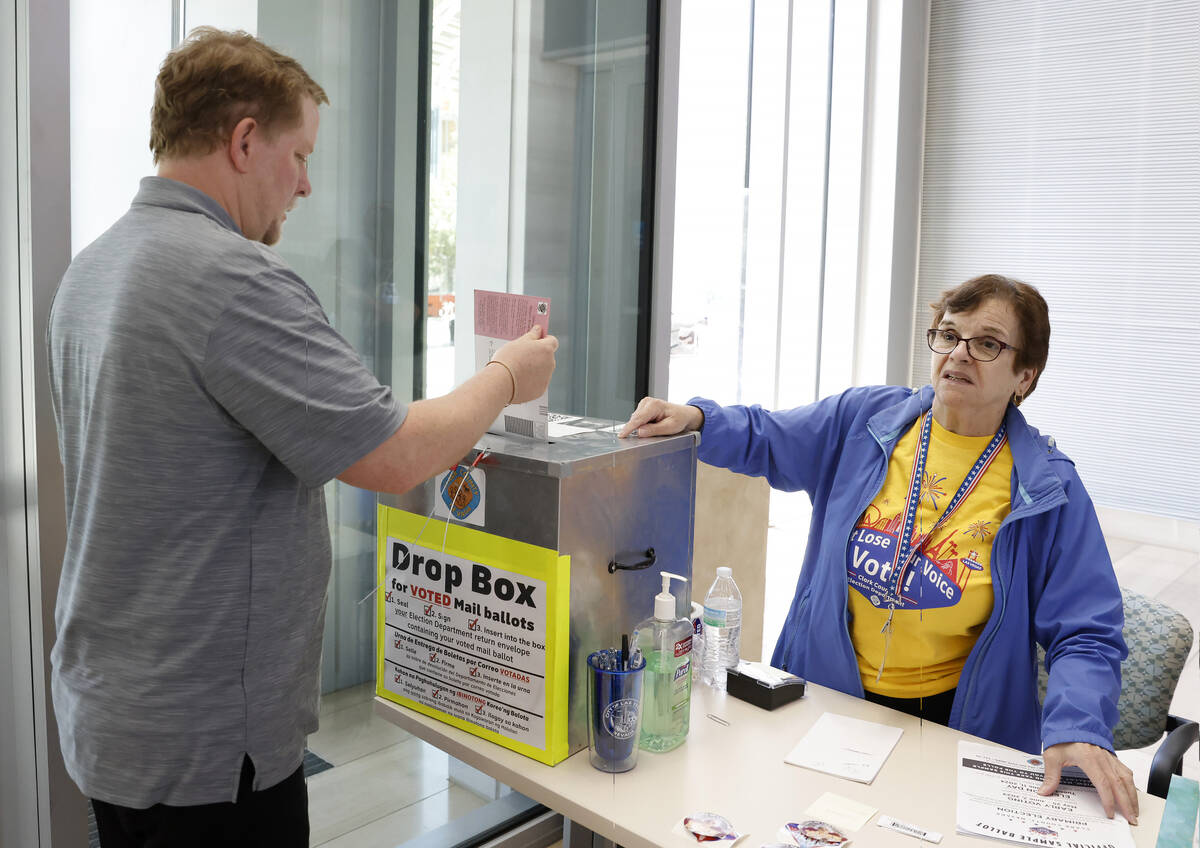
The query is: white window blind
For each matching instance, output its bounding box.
[911,0,1200,520]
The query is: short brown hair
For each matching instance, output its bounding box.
[930,274,1050,404]
[150,27,329,164]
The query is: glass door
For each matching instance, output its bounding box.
[253,4,476,845]
[256,1,659,844]
[433,0,656,420]
[48,0,655,844]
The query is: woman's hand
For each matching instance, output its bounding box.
[618,397,704,438]
[1039,742,1138,824]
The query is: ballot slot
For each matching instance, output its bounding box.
[378,423,698,763]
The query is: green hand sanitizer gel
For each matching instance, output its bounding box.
[636,571,693,752]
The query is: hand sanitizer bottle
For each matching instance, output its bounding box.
[636,571,693,752]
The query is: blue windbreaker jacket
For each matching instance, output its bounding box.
[691,385,1126,754]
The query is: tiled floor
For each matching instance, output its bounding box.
[307,538,1199,847]
[306,682,491,847]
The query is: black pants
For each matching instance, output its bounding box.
[91,756,308,848]
[863,686,956,726]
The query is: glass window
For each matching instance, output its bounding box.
[668,1,834,658]
[442,0,657,421]
[668,0,833,411]
[424,0,460,399]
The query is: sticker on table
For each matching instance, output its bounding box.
[785,820,850,847]
[675,812,743,844]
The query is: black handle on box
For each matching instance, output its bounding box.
[607,548,656,573]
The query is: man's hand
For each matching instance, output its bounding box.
[1039,742,1138,824]
[618,397,704,438]
[490,326,558,404]
[337,325,556,495]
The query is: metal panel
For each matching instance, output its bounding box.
[1,0,40,842]
[17,0,85,843]
[381,426,698,756]
[556,435,696,753]
[388,450,563,551]
[648,0,680,399]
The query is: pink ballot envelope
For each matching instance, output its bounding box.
[474,290,551,340]
[474,290,552,440]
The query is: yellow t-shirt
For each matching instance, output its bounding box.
[846,415,1013,698]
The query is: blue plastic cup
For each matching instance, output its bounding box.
[586,650,645,773]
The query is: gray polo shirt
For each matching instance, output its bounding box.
[47,176,406,807]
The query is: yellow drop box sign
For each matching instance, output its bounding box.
[375,504,571,764]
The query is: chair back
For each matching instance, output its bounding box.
[1036,587,1194,750]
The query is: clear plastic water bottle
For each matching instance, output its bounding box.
[689,601,705,681]
[700,567,742,691]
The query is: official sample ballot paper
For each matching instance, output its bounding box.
[955,741,1135,848]
[474,290,551,440]
[784,712,903,783]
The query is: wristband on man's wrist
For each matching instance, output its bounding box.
[487,359,517,405]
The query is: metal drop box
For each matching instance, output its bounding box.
[379,423,698,757]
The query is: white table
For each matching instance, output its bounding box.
[375,680,1164,847]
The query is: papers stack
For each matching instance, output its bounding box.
[784,712,903,784]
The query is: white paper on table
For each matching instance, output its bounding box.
[955,741,1134,848]
[784,712,903,784]
[803,791,878,831]
[473,290,551,441]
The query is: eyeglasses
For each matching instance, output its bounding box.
[926,328,1019,362]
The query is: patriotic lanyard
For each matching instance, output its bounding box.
[875,412,1007,681]
[887,412,1008,602]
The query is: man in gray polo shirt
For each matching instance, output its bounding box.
[47,28,557,847]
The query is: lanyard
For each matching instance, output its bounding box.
[886,412,1008,605]
[874,413,1007,682]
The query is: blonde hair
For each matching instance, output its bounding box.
[150,27,329,164]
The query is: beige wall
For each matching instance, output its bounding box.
[691,461,770,661]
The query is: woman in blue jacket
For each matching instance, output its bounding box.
[621,275,1137,823]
